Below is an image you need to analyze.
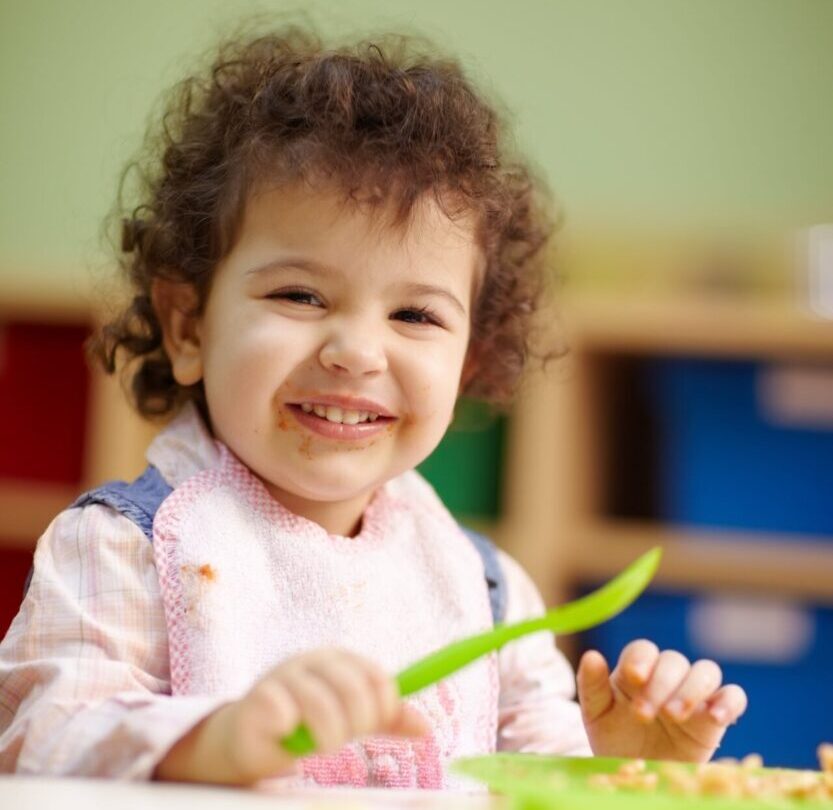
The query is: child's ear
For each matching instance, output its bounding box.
[151,279,203,386]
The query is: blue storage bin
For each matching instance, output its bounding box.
[648,358,833,537]
[581,590,833,769]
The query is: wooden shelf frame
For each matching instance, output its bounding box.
[498,288,833,610]
[0,289,158,550]
[0,482,79,549]
[561,290,833,359]
[570,519,833,605]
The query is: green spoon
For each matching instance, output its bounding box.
[281,546,662,756]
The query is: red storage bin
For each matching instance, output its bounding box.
[0,321,91,485]
[0,547,34,637]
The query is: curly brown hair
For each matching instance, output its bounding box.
[94,25,560,418]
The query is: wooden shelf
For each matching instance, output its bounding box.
[0,481,80,549]
[0,274,97,323]
[566,519,833,605]
[0,286,157,551]
[561,290,833,359]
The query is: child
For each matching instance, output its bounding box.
[0,26,746,788]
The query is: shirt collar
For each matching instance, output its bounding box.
[145,401,221,488]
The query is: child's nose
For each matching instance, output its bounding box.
[318,328,388,378]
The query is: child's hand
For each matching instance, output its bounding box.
[577,640,747,763]
[156,648,429,785]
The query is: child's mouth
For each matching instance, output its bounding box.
[286,402,395,440]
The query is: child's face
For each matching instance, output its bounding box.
[170,181,481,533]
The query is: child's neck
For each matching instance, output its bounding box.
[264,484,373,538]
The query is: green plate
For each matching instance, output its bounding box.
[452,753,832,810]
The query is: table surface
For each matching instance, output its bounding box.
[0,777,504,810]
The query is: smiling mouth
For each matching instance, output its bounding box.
[298,402,381,425]
[287,402,396,439]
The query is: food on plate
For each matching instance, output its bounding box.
[588,744,833,802]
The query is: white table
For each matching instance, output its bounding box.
[0,777,504,810]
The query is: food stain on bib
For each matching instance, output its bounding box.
[198,563,216,581]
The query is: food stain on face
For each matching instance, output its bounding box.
[344,442,369,452]
[298,433,313,459]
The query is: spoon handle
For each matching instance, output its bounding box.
[281,546,662,756]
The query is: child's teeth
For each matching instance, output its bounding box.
[325,406,343,423]
[300,403,381,424]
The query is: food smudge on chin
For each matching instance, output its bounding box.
[299,434,313,459]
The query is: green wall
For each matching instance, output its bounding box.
[2,0,833,287]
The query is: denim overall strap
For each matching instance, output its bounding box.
[461,527,507,625]
[70,464,173,542]
[20,466,172,599]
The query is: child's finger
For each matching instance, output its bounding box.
[248,677,302,737]
[239,681,304,776]
[705,684,748,726]
[282,666,349,754]
[349,655,427,738]
[630,649,690,722]
[577,649,614,723]
[660,659,723,723]
[347,651,400,731]
[611,639,659,695]
[674,684,749,752]
[385,703,431,738]
[306,653,380,738]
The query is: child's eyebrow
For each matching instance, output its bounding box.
[401,283,467,316]
[245,257,330,279]
[246,258,467,315]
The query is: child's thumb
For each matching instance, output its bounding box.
[385,704,431,738]
[577,649,614,724]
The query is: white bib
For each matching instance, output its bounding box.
[153,444,498,788]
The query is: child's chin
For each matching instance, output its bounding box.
[279,469,380,503]
[303,481,377,503]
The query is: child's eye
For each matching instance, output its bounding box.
[268,289,324,307]
[391,307,442,327]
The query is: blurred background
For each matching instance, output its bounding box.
[1,0,832,769]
